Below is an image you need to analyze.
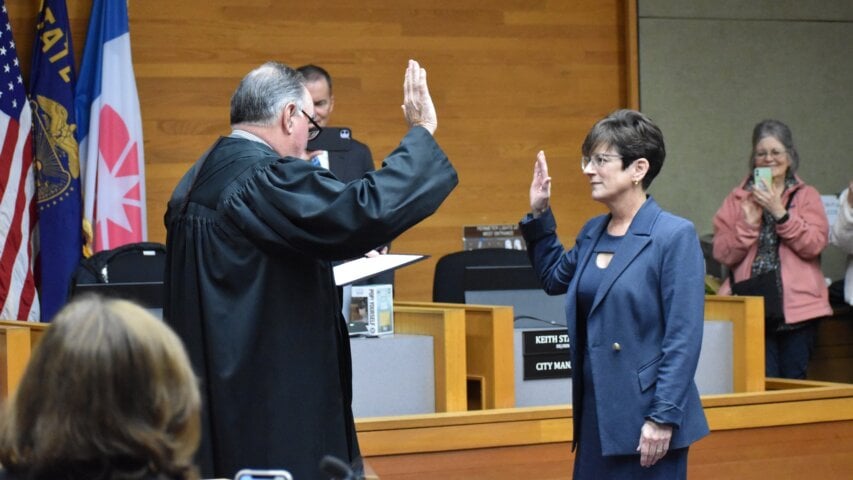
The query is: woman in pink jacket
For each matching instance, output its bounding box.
[713,119,831,379]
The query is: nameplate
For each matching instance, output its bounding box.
[522,329,571,380]
[523,353,572,380]
[523,329,570,355]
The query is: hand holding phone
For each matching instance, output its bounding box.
[753,167,772,191]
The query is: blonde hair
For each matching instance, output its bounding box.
[0,295,201,480]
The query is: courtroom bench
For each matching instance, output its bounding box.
[808,305,853,384]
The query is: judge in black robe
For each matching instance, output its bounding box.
[163,60,456,480]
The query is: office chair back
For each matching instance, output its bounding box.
[432,248,531,303]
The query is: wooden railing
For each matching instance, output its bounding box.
[0,320,48,398]
[395,301,515,410]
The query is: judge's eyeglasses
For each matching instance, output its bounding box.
[301,109,323,140]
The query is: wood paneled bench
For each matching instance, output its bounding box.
[0,320,48,398]
[395,301,515,410]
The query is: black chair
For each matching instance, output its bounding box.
[70,242,166,286]
[432,248,531,303]
[68,242,167,310]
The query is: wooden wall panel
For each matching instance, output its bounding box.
[807,310,853,384]
[8,0,632,300]
[365,421,853,480]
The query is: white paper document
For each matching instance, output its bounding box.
[333,254,427,286]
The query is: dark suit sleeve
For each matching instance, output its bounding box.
[351,140,389,253]
[353,139,375,174]
[519,208,582,295]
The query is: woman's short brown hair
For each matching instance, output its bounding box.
[581,109,666,190]
[0,295,201,480]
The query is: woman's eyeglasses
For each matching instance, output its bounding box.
[581,153,623,171]
[753,149,786,160]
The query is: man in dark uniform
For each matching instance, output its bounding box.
[297,64,374,183]
[163,60,456,480]
[298,64,393,287]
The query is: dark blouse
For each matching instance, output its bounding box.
[577,231,625,355]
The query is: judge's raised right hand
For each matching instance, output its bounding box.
[529,151,552,217]
[402,59,437,135]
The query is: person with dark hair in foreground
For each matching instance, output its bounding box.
[521,110,709,478]
[164,59,457,479]
[0,295,201,480]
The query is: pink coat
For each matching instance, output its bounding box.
[713,175,831,324]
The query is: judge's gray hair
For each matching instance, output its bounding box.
[230,61,306,127]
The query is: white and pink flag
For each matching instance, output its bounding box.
[76,0,146,253]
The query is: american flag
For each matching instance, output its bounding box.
[0,1,40,321]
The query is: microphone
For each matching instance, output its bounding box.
[319,454,354,480]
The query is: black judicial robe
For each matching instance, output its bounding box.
[163,127,457,479]
[312,130,393,285]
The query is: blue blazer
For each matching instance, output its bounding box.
[520,197,709,455]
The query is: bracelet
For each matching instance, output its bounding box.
[776,211,790,224]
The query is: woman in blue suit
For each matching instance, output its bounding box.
[520,110,709,478]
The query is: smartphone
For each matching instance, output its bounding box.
[753,167,772,191]
[233,469,293,480]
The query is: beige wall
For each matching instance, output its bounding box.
[638,0,853,280]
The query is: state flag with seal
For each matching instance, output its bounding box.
[30,0,83,321]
